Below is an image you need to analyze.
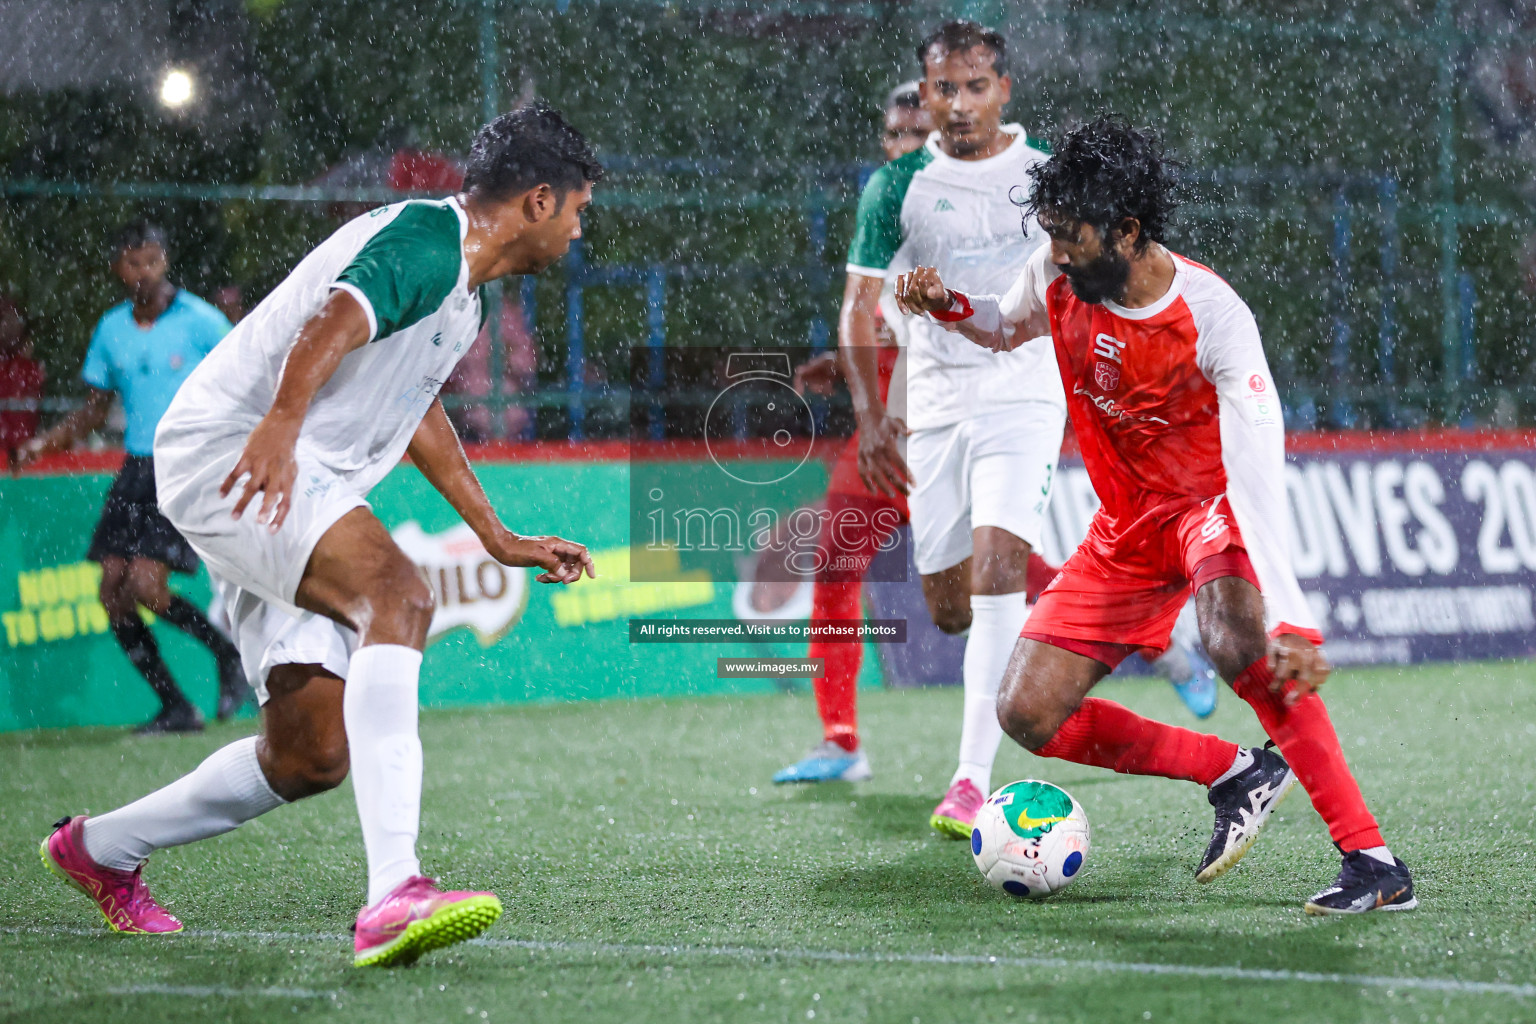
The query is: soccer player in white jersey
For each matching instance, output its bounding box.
[841,22,1216,838]
[841,21,1064,838]
[39,103,604,964]
[897,116,1415,914]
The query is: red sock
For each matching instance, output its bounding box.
[1232,658,1384,851]
[1025,553,1058,604]
[808,579,861,751]
[1035,697,1239,786]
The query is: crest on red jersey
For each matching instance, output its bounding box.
[1094,361,1121,391]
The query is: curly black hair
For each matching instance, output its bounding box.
[464,100,604,207]
[1024,115,1180,253]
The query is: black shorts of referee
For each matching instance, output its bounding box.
[86,454,200,573]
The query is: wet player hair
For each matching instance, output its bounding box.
[885,80,922,111]
[917,20,1007,77]
[113,220,169,258]
[1024,114,1181,254]
[463,100,604,207]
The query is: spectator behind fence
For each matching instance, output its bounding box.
[0,295,44,456]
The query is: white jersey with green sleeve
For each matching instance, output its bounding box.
[846,125,1064,430]
[155,196,484,501]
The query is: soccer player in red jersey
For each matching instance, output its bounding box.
[896,116,1415,914]
[771,83,921,785]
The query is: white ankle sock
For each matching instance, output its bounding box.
[345,644,424,906]
[1210,746,1255,788]
[951,592,1030,795]
[1359,845,1395,865]
[82,736,285,871]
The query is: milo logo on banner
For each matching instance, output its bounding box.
[391,522,530,647]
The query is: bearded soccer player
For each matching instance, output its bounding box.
[839,24,1216,828]
[897,116,1415,914]
[40,103,602,964]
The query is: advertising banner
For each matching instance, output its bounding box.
[4,432,1532,732]
[866,435,1536,681]
[0,456,879,733]
[1030,437,1536,666]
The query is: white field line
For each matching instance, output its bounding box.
[4,925,1533,1000]
[106,984,336,999]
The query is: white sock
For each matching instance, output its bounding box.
[82,736,285,871]
[345,644,425,906]
[951,592,1030,795]
[1359,845,1395,865]
[1210,746,1255,788]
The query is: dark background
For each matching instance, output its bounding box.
[1,0,1533,436]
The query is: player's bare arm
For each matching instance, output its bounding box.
[11,387,113,471]
[839,272,910,498]
[406,399,595,584]
[219,290,372,531]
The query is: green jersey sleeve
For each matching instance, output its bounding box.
[336,202,463,341]
[845,147,930,276]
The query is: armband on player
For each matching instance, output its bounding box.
[928,290,974,323]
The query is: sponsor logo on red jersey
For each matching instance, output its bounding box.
[1094,361,1121,391]
[1093,333,1126,363]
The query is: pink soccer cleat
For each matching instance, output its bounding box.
[353,875,502,968]
[929,779,986,840]
[39,815,182,934]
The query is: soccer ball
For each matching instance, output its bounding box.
[970,779,1090,899]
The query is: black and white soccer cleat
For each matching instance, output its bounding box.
[1196,743,1297,883]
[1304,850,1418,915]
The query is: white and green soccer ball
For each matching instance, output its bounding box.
[970,779,1091,899]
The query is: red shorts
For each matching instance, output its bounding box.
[1022,492,1259,668]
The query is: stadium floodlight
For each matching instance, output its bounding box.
[158,68,196,109]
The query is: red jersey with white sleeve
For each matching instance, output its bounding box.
[943,243,1320,649]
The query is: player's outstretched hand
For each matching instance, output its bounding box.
[221,414,301,533]
[893,265,951,317]
[793,352,840,396]
[1267,634,1331,706]
[856,412,911,499]
[489,533,597,584]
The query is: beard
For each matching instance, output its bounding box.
[1061,247,1131,305]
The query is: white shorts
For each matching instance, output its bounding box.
[212,573,356,704]
[906,402,1065,576]
[156,435,367,614]
[156,433,366,702]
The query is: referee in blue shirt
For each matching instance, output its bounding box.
[16,222,252,733]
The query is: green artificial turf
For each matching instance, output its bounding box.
[1,662,1533,1023]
